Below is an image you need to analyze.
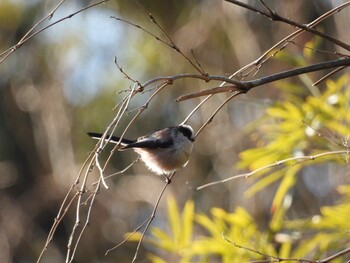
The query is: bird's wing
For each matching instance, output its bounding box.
[144,127,174,140]
[125,138,173,149]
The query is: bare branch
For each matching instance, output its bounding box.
[223,234,316,263]
[0,0,109,65]
[313,66,347,86]
[176,85,241,102]
[66,157,96,263]
[114,57,142,89]
[175,58,350,101]
[131,172,175,263]
[37,188,79,263]
[197,150,350,190]
[112,1,207,75]
[94,154,109,189]
[105,217,149,255]
[105,172,176,262]
[225,0,350,51]
[287,40,349,58]
[196,91,242,137]
[228,0,350,80]
[248,58,350,87]
[68,181,101,263]
[38,145,98,262]
[223,234,350,263]
[92,157,140,186]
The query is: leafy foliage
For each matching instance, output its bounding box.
[136,73,350,262]
[145,197,276,262]
[239,73,350,206]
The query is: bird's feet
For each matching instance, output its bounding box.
[162,173,171,184]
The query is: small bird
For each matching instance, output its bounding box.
[87,125,195,177]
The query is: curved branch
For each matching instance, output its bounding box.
[247,57,350,88]
[197,150,349,190]
[176,58,350,101]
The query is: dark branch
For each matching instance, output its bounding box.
[247,57,350,88]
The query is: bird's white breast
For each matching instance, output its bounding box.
[134,133,193,175]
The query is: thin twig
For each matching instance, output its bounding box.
[181,94,214,125]
[0,0,109,65]
[176,85,240,102]
[197,150,350,190]
[94,155,109,189]
[95,84,139,173]
[38,144,97,262]
[114,80,172,150]
[223,234,316,263]
[66,157,96,263]
[191,48,207,74]
[135,0,207,75]
[227,0,350,79]
[105,216,151,255]
[179,1,350,128]
[196,91,243,137]
[19,0,66,41]
[224,233,350,262]
[37,188,79,263]
[226,0,350,51]
[319,247,350,263]
[68,180,102,263]
[114,57,142,89]
[92,157,140,186]
[105,173,176,261]
[113,0,207,75]
[131,172,176,263]
[302,120,345,149]
[0,0,66,59]
[313,66,348,86]
[287,40,349,58]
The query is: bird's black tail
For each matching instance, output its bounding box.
[87,132,135,146]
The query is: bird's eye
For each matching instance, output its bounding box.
[179,126,194,141]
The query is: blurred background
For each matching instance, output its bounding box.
[0,0,349,262]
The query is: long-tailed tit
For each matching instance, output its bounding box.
[88,125,195,177]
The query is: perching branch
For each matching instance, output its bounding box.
[105,172,176,263]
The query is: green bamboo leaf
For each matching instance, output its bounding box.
[147,253,167,263]
[195,213,223,237]
[245,170,285,197]
[150,227,173,250]
[180,199,194,245]
[279,241,292,259]
[167,196,180,245]
[270,166,299,231]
